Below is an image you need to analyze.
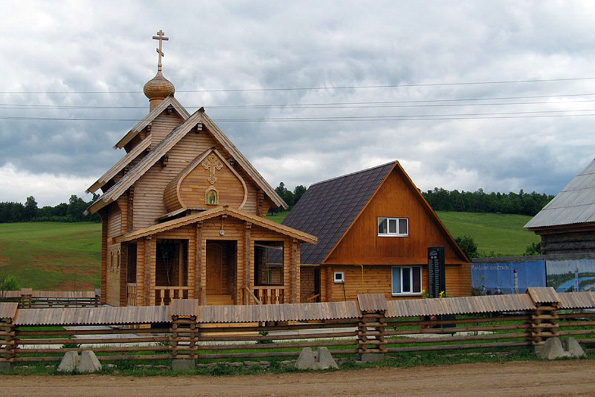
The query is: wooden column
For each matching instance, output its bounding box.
[144,236,152,306]
[244,222,252,304]
[528,303,559,346]
[120,244,128,307]
[127,186,134,232]
[291,239,300,303]
[195,222,204,305]
[357,310,387,358]
[99,210,108,305]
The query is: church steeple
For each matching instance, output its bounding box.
[143,30,175,111]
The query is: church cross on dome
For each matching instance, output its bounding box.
[152,30,169,72]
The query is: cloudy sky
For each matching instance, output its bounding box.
[1,1,595,206]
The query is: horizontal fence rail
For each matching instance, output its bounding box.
[0,289,100,308]
[0,288,594,366]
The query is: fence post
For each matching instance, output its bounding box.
[0,322,16,372]
[526,288,560,347]
[19,288,32,309]
[170,315,197,371]
[528,303,559,346]
[356,295,388,362]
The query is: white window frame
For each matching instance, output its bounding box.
[378,217,409,237]
[391,266,422,296]
[334,271,345,284]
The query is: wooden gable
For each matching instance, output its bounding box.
[324,162,468,265]
[164,148,248,213]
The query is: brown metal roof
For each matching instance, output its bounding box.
[386,294,536,318]
[358,294,388,312]
[195,301,361,323]
[14,306,169,326]
[0,302,18,321]
[558,291,595,309]
[527,287,560,304]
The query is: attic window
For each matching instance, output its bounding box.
[378,217,408,237]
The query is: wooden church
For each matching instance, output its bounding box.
[86,31,316,307]
[283,161,471,302]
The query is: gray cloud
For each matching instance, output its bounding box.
[1,0,594,206]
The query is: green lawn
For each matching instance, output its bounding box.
[435,211,539,257]
[0,222,100,290]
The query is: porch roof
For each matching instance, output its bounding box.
[114,206,318,244]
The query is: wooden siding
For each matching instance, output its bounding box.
[133,126,262,229]
[540,229,595,256]
[322,264,469,301]
[300,267,316,302]
[325,168,468,266]
[106,244,121,306]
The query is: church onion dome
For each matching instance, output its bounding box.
[144,71,175,102]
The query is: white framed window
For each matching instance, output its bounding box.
[392,266,422,295]
[378,217,409,237]
[334,271,345,284]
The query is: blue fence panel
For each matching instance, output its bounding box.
[471,260,546,295]
[546,259,595,292]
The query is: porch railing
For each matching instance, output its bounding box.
[251,286,285,305]
[126,283,137,306]
[155,286,191,306]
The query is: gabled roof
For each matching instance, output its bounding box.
[86,136,152,194]
[86,108,287,214]
[114,96,190,149]
[115,206,317,244]
[283,161,468,265]
[282,162,395,264]
[526,158,595,229]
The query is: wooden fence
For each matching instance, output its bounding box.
[0,289,100,308]
[0,288,594,366]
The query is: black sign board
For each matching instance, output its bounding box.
[428,246,445,298]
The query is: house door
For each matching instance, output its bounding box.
[206,243,223,294]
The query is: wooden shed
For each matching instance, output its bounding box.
[282,161,471,302]
[525,158,595,255]
[86,32,316,307]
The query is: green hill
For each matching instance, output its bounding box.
[0,212,539,289]
[0,222,100,290]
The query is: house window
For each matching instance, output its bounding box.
[378,217,408,236]
[392,266,422,295]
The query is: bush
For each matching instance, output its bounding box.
[0,275,20,291]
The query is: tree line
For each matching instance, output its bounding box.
[0,195,100,223]
[421,188,554,216]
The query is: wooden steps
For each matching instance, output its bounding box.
[207,294,234,306]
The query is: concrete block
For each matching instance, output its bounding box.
[0,362,13,373]
[562,337,586,358]
[172,359,195,371]
[295,347,317,370]
[295,347,338,370]
[77,351,102,373]
[57,351,79,373]
[359,353,385,363]
[316,347,339,370]
[535,338,571,360]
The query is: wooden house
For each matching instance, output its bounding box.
[86,32,316,307]
[526,158,595,255]
[282,162,471,302]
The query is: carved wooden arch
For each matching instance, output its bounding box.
[172,148,248,211]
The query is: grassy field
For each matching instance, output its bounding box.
[0,222,100,290]
[0,212,539,290]
[435,211,539,257]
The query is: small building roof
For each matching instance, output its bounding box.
[526,158,595,229]
[282,162,395,264]
[86,108,287,214]
[115,206,317,244]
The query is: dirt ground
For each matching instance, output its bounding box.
[1,360,594,397]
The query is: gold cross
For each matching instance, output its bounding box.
[152,30,169,72]
[202,153,223,185]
